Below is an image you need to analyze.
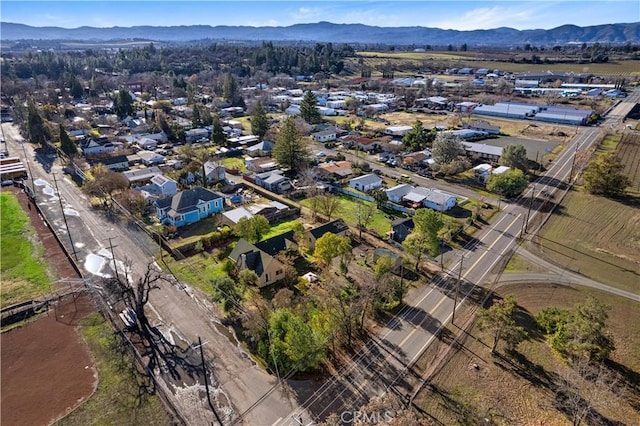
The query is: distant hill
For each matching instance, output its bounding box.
[1,21,639,46]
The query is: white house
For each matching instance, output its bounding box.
[385,125,413,136]
[312,129,337,143]
[349,174,383,192]
[384,184,413,203]
[137,150,166,166]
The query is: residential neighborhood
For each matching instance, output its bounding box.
[1,12,639,426]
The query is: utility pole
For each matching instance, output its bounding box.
[52,173,77,261]
[107,237,119,282]
[452,254,463,325]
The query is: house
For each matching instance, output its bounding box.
[390,218,414,243]
[154,187,225,227]
[312,129,337,143]
[402,151,432,167]
[137,150,165,166]
[349,174,383,192]
[316,161,353,181]
[185,128,209,143]
[462,142,503,162]
[122,166,163,186]
[421,189,457,212]
[137,137,158,151]
[81,137,117,156]
[385,125,413,137]
[89,155,129,171]
[228,231,297,287]
[463,120,500,135]
[403,187,457,211]
[203,161,226,184]
[473,163,493,183]
[345,136,380,152]
[254,170,292,194]
[135,175,179,202]
[305,219,349,250]
[245,140,274,157]
[149,175,178,198]
[246,157,278,173]
[228,135,259,147]
[385,184,413,204]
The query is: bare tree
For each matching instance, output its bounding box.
[317,193,342,222]
[355,200,376,239]
[555,358,621,426]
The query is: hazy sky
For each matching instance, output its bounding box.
[2,1,639,31]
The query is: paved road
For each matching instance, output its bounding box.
[1,123,306,426]
[500,247,640,302]
[277,88,640,424]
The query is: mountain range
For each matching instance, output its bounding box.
[2,21,639,46]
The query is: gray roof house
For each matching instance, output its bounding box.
[305,219,349,250]
[154,187,225,227]
[228,231,297,287]
[462,142,503,162]
[349,174,383,192]
[122,166,163,185]
[204,161,226,184]
[245,140,274,157]
[254,170,292,194]
[384,184,413,204]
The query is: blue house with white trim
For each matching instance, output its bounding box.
[154,187,225,227]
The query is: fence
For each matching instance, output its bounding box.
[334,186,374,202]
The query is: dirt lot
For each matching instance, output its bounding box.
[412,283,640,425]
[1,185,97,426]
[1,296,97,426]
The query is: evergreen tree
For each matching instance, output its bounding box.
[500,144,529,172]
[272,116,309,173]
[59,123,77,157]
[26,98,49,146]
[478,294,527,353]
[191,104,201,127]
[402,120,435,152]
[210,114,226,145]
[582,152,630,197]
[70,74,84,99]
[299,90,321,125]
[251,101,269,139]
[112,89,134,119]
[432,133,463,165]
[223,73,238,103]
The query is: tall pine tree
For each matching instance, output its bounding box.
[251,101,269,139]
[59,123,77,157]
[300,91,321,125]
[272,116,309,173]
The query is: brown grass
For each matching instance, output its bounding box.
[412,283,640,425]
[616,133,640,196]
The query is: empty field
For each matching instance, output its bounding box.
[413,283,640,425]
[616,133,640,196]
[535,189,640,293]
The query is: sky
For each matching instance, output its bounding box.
[1,1,639,31]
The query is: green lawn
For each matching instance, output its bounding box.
[58,313,174,426]
[260,218,303,241]
[162,254,228,295]
[220,157,247,173]
[0,192,51,308]
[300,195,400,237]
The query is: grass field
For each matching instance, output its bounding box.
[0,192,51,308]
[615,133,640,196]
[58,313,174,426]
[163,254,227,295]
[300,194,401,237]
[535,189,640,293]
[353,51,640,76]
[413,283,640,425]
[259,218,303,241]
